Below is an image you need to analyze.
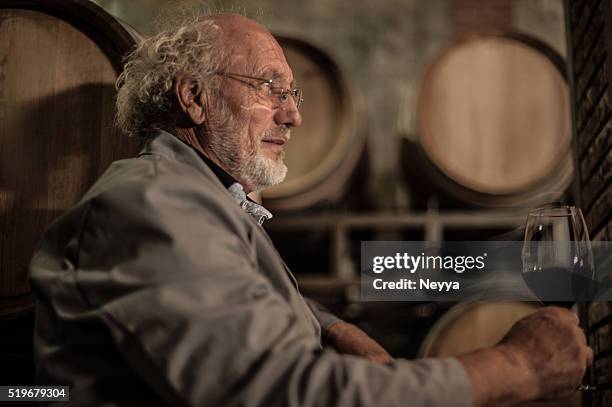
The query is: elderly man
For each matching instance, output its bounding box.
[30,14,591,407]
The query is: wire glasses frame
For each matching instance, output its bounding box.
[217,72,304,109]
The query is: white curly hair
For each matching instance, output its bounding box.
[115,17,226,138]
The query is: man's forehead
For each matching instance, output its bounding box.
[208,14,293,82]
[235,44,292,80]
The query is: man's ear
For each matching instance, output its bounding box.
[175,73,206,125]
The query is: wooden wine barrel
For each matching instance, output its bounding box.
[420,302,581,407]
[419,302,538,357]
[262,36,364,211]
[407,33,573,208]
[0,0,141,320]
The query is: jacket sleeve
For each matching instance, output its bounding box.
[65,175,474,407]
[304,298,343,334]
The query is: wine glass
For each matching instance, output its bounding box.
[522,204,603,393]
[522,203,595,302]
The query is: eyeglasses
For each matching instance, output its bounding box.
[216,72,304,109]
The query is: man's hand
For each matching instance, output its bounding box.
[458,306,593,407]
[499,306,593,400]
[325,321,393,364]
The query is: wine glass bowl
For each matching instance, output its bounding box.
[521,204,595,302]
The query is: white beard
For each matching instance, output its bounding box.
[204,97,289,191]
[240,146,288,192]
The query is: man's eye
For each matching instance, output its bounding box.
[279,93,290,102]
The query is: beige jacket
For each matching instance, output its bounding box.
[30,130,472,406]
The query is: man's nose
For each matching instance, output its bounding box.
[275,102,302,128]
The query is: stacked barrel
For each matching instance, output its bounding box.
[0,0,141,383]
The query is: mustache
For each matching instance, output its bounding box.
[262,127,291,142]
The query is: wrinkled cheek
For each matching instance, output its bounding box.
[240,133,255,156]
[245,104,275,152]
[245,103,275,127]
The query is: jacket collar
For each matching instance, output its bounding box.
[137,129,273,225]
[137,129,231,197]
